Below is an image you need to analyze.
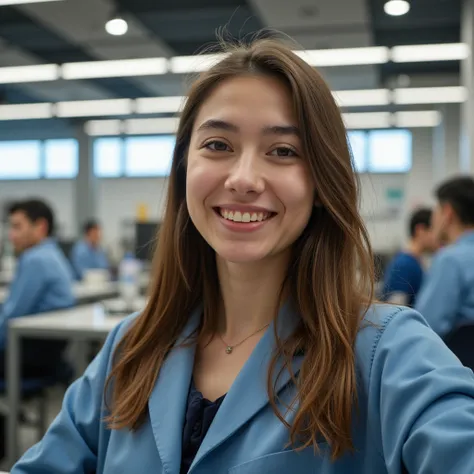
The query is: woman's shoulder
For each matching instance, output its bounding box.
[354,303,454,387]
[95,312,141,369]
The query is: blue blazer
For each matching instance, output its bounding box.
[12,303,474,473]
[0,238,75,351]
[70,240,109,281]
[416,230,474,336]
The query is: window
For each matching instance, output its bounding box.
[347,131,367,173]
[0,141,41,179]
[124,136,175,177]
[44,139,78,178]
[368,130,412,173]
[94,138,123,177]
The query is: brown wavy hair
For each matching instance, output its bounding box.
[105,38,374,459]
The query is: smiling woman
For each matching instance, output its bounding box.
[11,38,474,474]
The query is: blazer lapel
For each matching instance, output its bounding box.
[190,301,303,471]
[148,307,201,474]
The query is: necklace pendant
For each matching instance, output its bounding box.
[225,346,233,354]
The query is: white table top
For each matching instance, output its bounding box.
[0,281,120,305]
[8,303,126,338]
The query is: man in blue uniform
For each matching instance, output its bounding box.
[382,208,435,306]
[416,176,474,337]
[0,199,75,459]
[70,219,109,281]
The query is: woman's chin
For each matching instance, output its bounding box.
[214,244,270,265]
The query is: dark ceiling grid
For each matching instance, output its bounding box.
[0,85,39,105]
[367,0,461,83]
[0,5,152,102]
[117,0,264,55]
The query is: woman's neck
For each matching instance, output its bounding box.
[216,252,290,340]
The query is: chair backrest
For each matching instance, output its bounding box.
[444,325,474,370]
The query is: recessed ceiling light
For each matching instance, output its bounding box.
[384,0,410,16]
[105,15,128,36]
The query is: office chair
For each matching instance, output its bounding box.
[444,325,474,371]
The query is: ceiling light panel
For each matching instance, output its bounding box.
[125,117,180,135]
[394,111,442,128]
[84,120,123,136]
[0,103,53,120]
[62,58,167,80]
[297,47,389,67]
[394,86,468,104]
[392,43,470,63]
[135,96,186,114]
[0,0,63,5]
[56,99,132,118]
[169,53,228,74]
[0,64,59,84]
[334,89,391,107]
[343,112,392,129]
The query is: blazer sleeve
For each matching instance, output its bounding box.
[11,316,135,474]
[0,256,46,349]
[414,252,463,336]
[70,243,85,281]
[367,307,474,473]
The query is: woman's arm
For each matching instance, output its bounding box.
[11,317,132,474]
[368,308,474,473]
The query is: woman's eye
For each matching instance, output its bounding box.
[204,140,231,152]
[269,147,298,157]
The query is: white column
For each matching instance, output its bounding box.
[432,108,446,185]
[433,104,461,185]
[460,0,474,172]
[75,126,97,236]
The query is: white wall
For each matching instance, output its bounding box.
[360,127,436,252]
[97,177,168,243]
[0,179,75,238]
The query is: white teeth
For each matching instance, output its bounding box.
[219,208,272,223]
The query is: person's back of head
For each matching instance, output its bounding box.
[409,208,434,253]
[432,176,474,245]
[8,199,55,254]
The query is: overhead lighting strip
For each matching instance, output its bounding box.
[0,87,466,121]
[0,43,469,84]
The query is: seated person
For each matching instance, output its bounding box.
[382,208,435,306]
[70,219,109,281]
[0,199,75,459]
[416,176,474,337]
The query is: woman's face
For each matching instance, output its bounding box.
[186,75,315,264]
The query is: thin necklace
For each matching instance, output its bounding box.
[219,322,270,354]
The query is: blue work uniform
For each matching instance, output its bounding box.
[11,303,474,474]
[415,230,474,337]
[70,240,109,281]
[382,251,424,306]
[0,238,75,369]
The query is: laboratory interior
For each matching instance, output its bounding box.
[1,0,474,472]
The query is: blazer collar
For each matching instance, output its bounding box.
[148,301,303,474]
[148,306,201,474]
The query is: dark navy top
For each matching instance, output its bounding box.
[382,251,424,307]
[180,380,226,473]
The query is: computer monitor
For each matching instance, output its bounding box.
[135,222,160,261]
[57,240,75,262]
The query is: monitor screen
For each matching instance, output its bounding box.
[135,222,160,261]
